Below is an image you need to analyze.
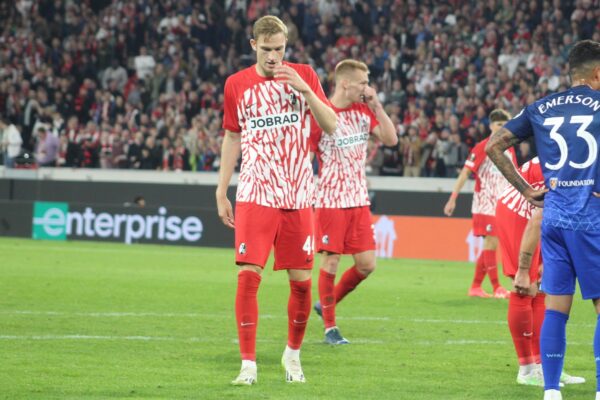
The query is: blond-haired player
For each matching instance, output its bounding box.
[217,15,336,385]
[311,59,397,344]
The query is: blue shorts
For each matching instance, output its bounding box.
[540,223,600,299]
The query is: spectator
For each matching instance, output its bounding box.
[1,119,23,168]
[34,127,59,167]
[400,126,422,177]
[0,0,594,175]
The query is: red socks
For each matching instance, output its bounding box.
[318,269,337,329]
[235,270,261,361]
[334,266,366,303]
[287,279,312,349]
[472,252,486,287]
[532,292,546,363]
[483,249,500,290]
[508,292,535,365]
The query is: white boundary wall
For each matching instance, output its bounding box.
[0,166,475,193]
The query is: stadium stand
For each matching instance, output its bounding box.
[0,0,598,175]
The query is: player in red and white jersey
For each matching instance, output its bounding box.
[444,109,516,298]
[496,158,585,387]
[216,15,337,386]
[497,157,545,383]
[310,60,398,345]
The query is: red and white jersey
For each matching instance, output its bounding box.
[311,103,378,208]
[497,157,544,220]
[464,137,517,216]
[222,62,329,209]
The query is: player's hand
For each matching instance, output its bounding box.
[274,65,310,94]
[524,187,547,208]
[514,269,532,296]
[443,199,456,216]
[363,86,381,111]
[216,194,235,229]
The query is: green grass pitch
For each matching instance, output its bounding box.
[0,237,597,399]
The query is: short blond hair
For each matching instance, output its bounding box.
[253,15,288,40]
[334,59,369,82]
[489,109,511,123]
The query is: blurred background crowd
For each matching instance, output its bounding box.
[0,0,598,176]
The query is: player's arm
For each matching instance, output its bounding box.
[215,129,241,228]
[514,208,543,296]
[366,87,398,147]
[443,166,471,216]
[485,127,546,207]
[274,65,337,134]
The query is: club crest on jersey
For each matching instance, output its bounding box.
[322,235,329,245]
[239,243,247,254]
[248,112,300,131]
[549,177,558,190]
[469,153,476,162]
[288,93,298,105]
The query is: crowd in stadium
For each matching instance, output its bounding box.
[0,0,598,176]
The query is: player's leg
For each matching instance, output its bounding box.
[482,235,508,298]
[593,298,600,399]
[540,224,578,398]
[232,264,263,385]
[274,208,314,383]
[469,249,490,297]
[283,268,312,383]
[470,215,490,297]
[316,252,348,344]
[541,294,572,399]
[531,291,545,365]
[335,206,376,304]
[508,290,538,384]
[335,250,373,303]
[231,203,279,386]
[313,207,346,323]
[564,228,600,390]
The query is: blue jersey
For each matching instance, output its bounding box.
[504,85,600,231]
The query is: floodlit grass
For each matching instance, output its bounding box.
[0,237,596,399]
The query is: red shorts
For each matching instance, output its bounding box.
[495,204,541,281]
[472,213,496,237]
[234,202,314,270]
[315,206,376,254]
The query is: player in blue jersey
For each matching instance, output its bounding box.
[485,40,600,400]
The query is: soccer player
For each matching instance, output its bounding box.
[310,60,398,345]
[486,39,600,400]
[496,157,546,384]
[496,158,584,386]
[216,15,337,385]
[443,109,515,298]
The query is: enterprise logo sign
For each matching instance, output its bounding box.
[32,202,203,244]
[33,202,69,240]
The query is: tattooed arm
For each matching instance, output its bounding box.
[485,127,547,207]
[514,209,543,296]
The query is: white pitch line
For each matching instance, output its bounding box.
[0,244,227,257]
[0,310,596,328]
[0,335,592,347]
[0,310,390,321]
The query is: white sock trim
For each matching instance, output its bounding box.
[241,360,256,369]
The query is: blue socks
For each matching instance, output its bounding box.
[595,314,600,392]
[541,309,569,390]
